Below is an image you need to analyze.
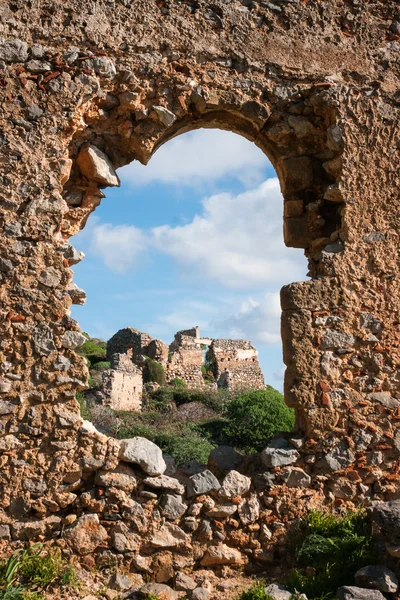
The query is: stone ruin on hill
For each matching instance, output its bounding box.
[100,326,265,411]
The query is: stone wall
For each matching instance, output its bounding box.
[207,339,265,391]
[0,0,399,587]
[96,353,143,412]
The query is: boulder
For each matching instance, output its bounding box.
[149,523,189,548]
[160,494,188,520]
[354,565,398,593]
[77,144,120,187]
[219,470,251,499]
[265,584,299,600]
[95,463,137,492]
[200,544,245,566]
[143,474,184,495]
[370,499,400,535]
[191,589,211,600]
[187,469,221,498]
[175,572,197,592]
[109,572,136,591]
[206,505,237,518]
[261,447,300,468]
[208,446,243,473]
[119,437,166,476]
[64,514,108,555]
[238,495,260,525]
[110,522,139,553]
[282,467,311,488]
[336,587,386,600]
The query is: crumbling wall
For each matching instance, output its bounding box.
[208,340,265,390]
[107,328,153,363]
[97,353,143,412]
[0,0,399,582]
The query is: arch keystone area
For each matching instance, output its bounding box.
[0,0,399,587]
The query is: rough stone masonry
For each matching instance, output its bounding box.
[0,0,399,582]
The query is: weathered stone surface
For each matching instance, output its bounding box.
[354,565,398,593]
[119,437,166,476]
[77,145,120,187]
[160,494,188,520]
[95,463,137,492]
[336,587,386,600]
[261,448,300,468]
[109,572,135,591]
[64,514,108,555]
[282,467,312,488]
[175,572,197,592]
[206,505,237,518]
[200,544,245,566]
[265,584,300,600]
[367,392,398,409]
[238,495,260,525]
[187,470,221,497]
[152,106,177,127]
[61,331,87,349]
[0,524,11,539]
[144,475,184,495]
[110,522,139,553]
[371,500,400,535]
[316,441,355,472]
[149,523,189,548]
[32,324,56,356]
[320,330,356,350]
[191,588,211,600]
[0,39,28,62]
[219,470,251,500]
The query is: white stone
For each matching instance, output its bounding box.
[152,105,177,127]
[119,437,166,476]
[219,470,251,499]
[61,331,87,349]
[77,144,120,187]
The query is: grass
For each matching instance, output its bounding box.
[0,544,79,599]
[285,510,376,600]
[238,582,274,600]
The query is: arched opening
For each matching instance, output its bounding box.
[68,127,308,457]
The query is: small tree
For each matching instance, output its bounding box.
[222,388,295,452]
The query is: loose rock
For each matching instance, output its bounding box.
[119,437,166,476]
[77,145,120,187]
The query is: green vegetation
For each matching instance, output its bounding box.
[286,510,376,600]
[91,361,111,370]
[171,377,186,388]
[222,388,295,452]
[238,582,274,600]
[76,338,106,366]
[0,544,79,600]
[143,358,167,386]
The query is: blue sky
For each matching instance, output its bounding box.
[71,129,307,390]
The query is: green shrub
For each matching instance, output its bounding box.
[201,364,215,383]
[76,340,106,365]
[155,430,214,465]
[286,510,376,600]
[0,544,73,600]
[143,358,166,386]
[171,378,186,388]
[77,392,92,421]
[239,583,274,600]
[91,361,111,370]
[222,388,295,452]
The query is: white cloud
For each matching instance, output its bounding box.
[119,129,269,188]
[151,177,306,289]
[90,223,146,273]
[215,292,282,346]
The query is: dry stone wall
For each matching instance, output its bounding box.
[0,0,399,584]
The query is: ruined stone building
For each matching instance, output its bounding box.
[103,326,264,410]
[0,0,399,587]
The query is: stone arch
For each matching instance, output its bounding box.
[0,0,398,565]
